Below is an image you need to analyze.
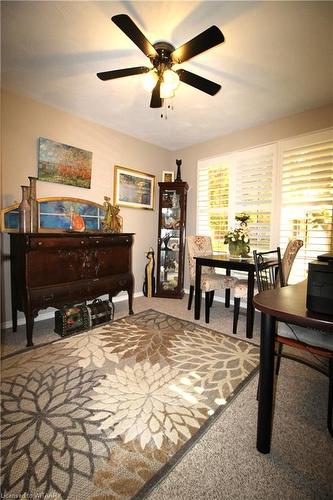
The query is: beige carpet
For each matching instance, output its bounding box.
[1,295,333,499]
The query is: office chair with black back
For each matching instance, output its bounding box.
[254,247,333,435]
[233,239,303,335]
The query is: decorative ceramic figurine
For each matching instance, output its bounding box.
[175,159,182,181]
[143,247,155,297]
[69,207,85,232]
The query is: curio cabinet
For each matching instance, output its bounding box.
[156,181,189,298]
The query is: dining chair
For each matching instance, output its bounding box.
[254,247,333,435]
[187,235,238,323]
[232,239,304,335]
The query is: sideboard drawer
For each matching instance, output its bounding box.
[30,236,88,250]
[30,280,92,308]
[88,234,131,247]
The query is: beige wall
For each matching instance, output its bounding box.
[2,90,333,325]
[1,89,171,324]
[171,103,333,284]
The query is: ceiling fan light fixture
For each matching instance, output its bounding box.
[163,69,180,90]
[143,69,159,92]
[160,81,175,99]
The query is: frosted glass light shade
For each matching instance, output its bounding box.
[160,82,175,99]
[163,69,180,90]
[143,70,158,92]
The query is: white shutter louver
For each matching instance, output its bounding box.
[233,145,275,251]
[280,132,333,283]
[197,160,230,251]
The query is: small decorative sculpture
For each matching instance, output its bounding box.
[69,206,85,232]
[175,159,182,181]
[102,196,123,233]
[143,247,155,297]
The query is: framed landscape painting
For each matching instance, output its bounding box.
[38,137,92,189]
[114,165,155,210]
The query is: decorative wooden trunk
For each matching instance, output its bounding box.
[10,232,134,346]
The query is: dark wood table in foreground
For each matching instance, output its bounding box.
[253,280,333,454]
[194,253,256,338]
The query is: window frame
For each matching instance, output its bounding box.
[196,128,333,279]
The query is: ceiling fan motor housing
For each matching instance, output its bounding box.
[151,42,175,71]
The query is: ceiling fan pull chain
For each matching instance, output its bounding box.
[161,99,168,120]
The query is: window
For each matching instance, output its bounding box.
[197,129,333,281]
[197,144,276,252]
[279,130,333,282]
[197,157,230,251]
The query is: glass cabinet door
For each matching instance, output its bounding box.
[159,189,181,291]
[156,182,188,298]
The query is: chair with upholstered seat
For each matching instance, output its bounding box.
[232,239,304,335]
[187,235,238,323]
[253,246,333,435]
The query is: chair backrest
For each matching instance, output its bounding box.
[187,235,215,281]
[280,239,304,285]
[253,247,284,293]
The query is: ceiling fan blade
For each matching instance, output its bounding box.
[176,69,221,96]
[97,66,150,81]
[171,25,224,64]
[150,80,163,108]
[112,14,158,59]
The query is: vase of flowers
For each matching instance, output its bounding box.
[224,212,251,257]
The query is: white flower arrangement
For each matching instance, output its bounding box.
[224,212,250,245]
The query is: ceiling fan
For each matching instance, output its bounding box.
[97,14,224,108]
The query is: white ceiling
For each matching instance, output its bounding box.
[2,1,333,151]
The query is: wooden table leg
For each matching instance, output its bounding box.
[257,312,276,454]
[194,259,202,320]
[246,269,255,338]
[225,269,231,308]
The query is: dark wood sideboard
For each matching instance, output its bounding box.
[10,232,135,346]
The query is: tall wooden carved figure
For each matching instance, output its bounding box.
[143,247,155,298]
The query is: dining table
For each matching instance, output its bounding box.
[253,280,333,454]
[194,253,256,338]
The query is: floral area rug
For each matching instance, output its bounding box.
[1,310,259,499]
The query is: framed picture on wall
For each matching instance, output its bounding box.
[114,165,155,210]
[38,137,92,189]
[162,170,175,182]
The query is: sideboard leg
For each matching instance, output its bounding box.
[25,311,34,347]
[12,303,18,333]
[128,289,134,315]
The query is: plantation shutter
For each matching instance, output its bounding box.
[232,145,276,251]
[197,157,231,251]
[279,129,333,283]
[197,145,275,253]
